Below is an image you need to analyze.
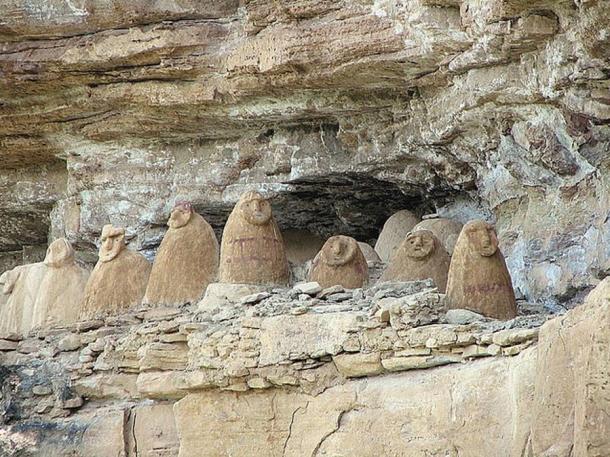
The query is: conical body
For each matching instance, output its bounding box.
[145,213,219,305]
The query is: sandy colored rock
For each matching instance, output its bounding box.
[258,312,361,365]
[79,409,127,457]
[379,230,450,292]
[333,352,383,378]
[357,241,381,263]
[530,280,610,457]
[131,404,179,457]
[219,191,289,286]
[413,217,463,255]
[283,229,325,264]
[374,210,420,262]
[174,352,536,457]
[446,220,517,320]
[0,268,22,336]
[81,225,151,319]
[308,235,368,289]
[0,262,47,336]
[31,238,90,330]
[145,202,219,306]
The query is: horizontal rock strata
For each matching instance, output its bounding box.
[0,280,607,456]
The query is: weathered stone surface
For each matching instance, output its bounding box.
[379,230,450,292]
[32,238,90,329]
[79,409,127,457]
[413,217,463,255]
[197,282,268,312]
[292,282,322,295]
[219,191,289,286]
[131,404,179,457]
[530,282,610,457]
[174,352,536,457]
[258,313,360,365]
[145,202,219,306]
[0,0,609,311]
[0,277,607,456]
[446,220,517,319]
[374,210,421,262]
[81,225,151,318]
[308,235,368,289]
[445,308,487,325]
[332,352,383,378]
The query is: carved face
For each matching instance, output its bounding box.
[465,221,498,257]
[44,239,74,268]
[168,202,193,229]
[240,193,272,226]
[99,225,126,263]
[322,236,357,267]
[404,231,436,259]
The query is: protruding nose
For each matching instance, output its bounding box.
[413,237,423,248]
[481,232,491,247]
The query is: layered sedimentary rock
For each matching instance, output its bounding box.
[0,279,607,456]
[1,1,610,454]
[0,0,609,308]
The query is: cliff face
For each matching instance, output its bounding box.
[1,0,609,306]
[0,280,608,457]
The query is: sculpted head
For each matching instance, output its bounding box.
[320,235,357,267]
[238,191,272,226]
[464,220,498,257]
[99,224,126,263]
[168,201,193,229]
[44,238,75,268]
[403,230,436,260]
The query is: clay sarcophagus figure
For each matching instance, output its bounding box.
[81,225,151,318]
[309,235,368,289]
[375,209,420,262]
[145,202,219,306]
[379,230,450,292]
[0,264,46,337]
[446,220,517,320]
[219,191,289,286]
[413,218,463,256]
[31,238,90,329]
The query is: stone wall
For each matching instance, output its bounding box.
[1,280,608,456]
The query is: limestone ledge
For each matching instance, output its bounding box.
[1,279,608,457]
[0,280,545,413]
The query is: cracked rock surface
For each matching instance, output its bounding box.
[0,0,609,307]
[0,280,608,456]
